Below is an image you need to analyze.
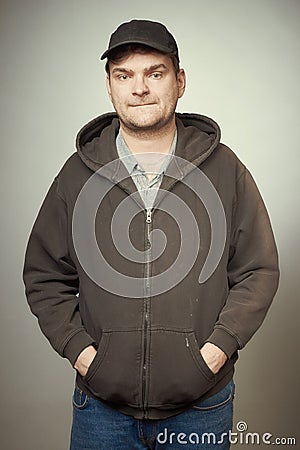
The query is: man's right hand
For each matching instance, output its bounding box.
[74,345,97,377]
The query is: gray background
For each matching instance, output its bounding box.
[1,0,299,448]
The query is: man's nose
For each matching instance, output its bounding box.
[132,75,149,96]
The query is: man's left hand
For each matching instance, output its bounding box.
[200,342,228,375]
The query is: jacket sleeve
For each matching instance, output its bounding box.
[207,168,280,358]
[23,178,95,366]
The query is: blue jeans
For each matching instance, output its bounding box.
[70,380,235,450]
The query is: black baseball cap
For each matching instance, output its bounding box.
[100,19,179,62]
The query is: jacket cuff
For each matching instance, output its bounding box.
[206,327,240,359]
[62,330,95,367]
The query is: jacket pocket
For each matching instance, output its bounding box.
[83,330,142,406]
[148,330,215,407]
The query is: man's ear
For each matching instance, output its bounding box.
[177,68,186,99]
[106,75,112,100]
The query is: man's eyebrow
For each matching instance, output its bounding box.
[111,67,134,75]
[145,64,168,72]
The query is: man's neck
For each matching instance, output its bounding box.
[119,119,176,155]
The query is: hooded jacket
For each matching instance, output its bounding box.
[23,112,279,419]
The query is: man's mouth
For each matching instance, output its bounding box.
[129,103,156,107]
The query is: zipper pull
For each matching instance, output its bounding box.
[146,208,152,224]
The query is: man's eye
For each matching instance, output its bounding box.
[118,75,129,80]
[150,73,162,79]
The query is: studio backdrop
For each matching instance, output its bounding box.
[1,0,299,448]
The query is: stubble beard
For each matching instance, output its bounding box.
[114,99,178,138]
[120,113,175,138]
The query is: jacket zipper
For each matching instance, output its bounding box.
[142,207,152,417]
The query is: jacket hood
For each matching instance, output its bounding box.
[76,112,221,173]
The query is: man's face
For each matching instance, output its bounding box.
[106,51,185,134]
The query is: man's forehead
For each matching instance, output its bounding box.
[110,51,172,71]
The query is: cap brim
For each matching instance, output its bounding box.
[100,39,174,60]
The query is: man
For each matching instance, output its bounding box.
[23,19,279,449]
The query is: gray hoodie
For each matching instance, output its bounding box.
[23,112,279,419]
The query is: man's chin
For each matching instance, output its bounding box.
[128,122,161,132]
[120,116,173,134]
